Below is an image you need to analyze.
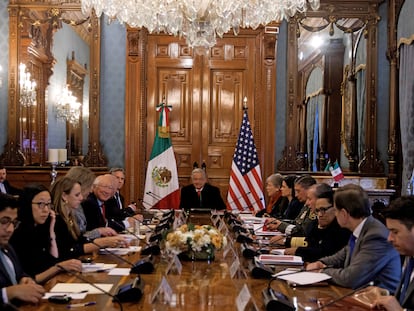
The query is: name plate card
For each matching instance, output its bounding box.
[151,276,173,304]
[211,214,221,227]
[236,284,258,311]
[229,257,241,279]
[165,254,182,275]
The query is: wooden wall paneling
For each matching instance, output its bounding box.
[125,28,277,204]
[125,28,147,203]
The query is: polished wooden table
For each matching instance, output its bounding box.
[18,214,370,311]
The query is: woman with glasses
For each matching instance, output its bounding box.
[284,184,351,262]
[9,184,82,284]
[51,177,126,260]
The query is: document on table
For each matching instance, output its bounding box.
[82,263,117,273]
[108,268,131,276]
[50,283,113,294]
[99,245,141,255]
[258,254,303,265]
[253,224,284,236]
[275,269,331,285]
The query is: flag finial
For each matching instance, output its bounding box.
[243,96,248,110]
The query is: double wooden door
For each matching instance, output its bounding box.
[125,28,278,203]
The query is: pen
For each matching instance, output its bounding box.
[66,301,96,308]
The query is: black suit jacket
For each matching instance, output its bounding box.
[82,193,107,231]
[105,193,135,232]
[179,183,226,211]
[396,256,414,311]
[0,245,29,304]
[1,181,22,197]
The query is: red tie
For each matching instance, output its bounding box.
[101,204,106,221]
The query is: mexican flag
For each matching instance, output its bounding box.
[142,103,180,209]
[329,161,345,182]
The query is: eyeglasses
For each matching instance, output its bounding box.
[315,205,333,214]
[0,217,20,229]
[32,202,54,209]
[98,184,114,190]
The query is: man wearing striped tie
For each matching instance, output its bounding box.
[0,194,45,307]
[374,196,414,311]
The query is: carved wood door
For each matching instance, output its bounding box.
[125,28,277,203]
[146,35,258,197]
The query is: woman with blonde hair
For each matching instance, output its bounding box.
[51,177,126,260]
[66,167,117,238]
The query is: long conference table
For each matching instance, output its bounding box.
[18,212,371,311]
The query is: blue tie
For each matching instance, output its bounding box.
[0,249,17,285]
[400,257,414,304]
[349,235,356,258]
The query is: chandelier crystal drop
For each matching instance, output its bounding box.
[55,86,82,125]
[19,63,37,107]
[81,0,320,48]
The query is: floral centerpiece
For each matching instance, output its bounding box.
[165,224,227,261]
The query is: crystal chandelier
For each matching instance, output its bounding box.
[81,0,320,49]
[55,85,82,125]
[19,63,37,107]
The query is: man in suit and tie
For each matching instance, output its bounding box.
[105,168,142,232]
[374,196,414,311]
[0,194,45,307]
[179,168,226,211]
[0,167,22,197]
[306,184,401,293]
[83,174,141,233]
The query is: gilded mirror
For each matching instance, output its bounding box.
[2,0,105,167]
[277,1,383,174]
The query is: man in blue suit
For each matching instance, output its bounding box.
[306,184,401,293]
[374,196,414,311]
[0,195,44,307]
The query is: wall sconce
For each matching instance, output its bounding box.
[19,63,37,107]
[55,85,81,125]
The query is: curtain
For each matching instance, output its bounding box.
[399,43,414,193]
[356,69,366,161]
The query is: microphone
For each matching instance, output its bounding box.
[312,281,374,311]
[88,239,154,274]
[55,264,125,309]
[227,191,252,206]
[146,191,162,200]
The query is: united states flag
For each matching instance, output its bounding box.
[227,111,265,211]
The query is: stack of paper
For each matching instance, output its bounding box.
[257,254,304,265]
[99,246,141,255]
[275,269,332,285]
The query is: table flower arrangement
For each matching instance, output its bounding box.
[165,224,227,261]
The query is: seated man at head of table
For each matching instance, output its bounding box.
[179,168,226,212]
[373,196,414,311]
[306,184,401,293]
[0,194,45,308]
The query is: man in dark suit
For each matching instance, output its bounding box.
[179,168,226,211]
[306,184,401,293]
[373,196,414,311]
[0,167,22,197]
[0,195,45,307]
[83,174,141,233]
[105,168,142,232]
